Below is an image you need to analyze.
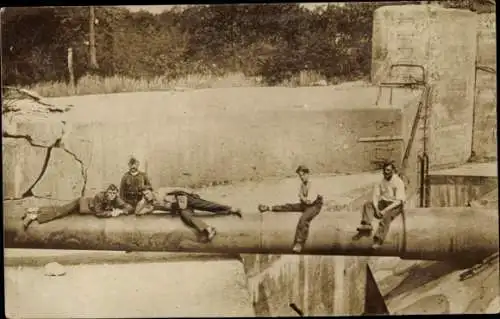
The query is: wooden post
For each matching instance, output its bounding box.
[67,47,75,92]
[89,6,99,70]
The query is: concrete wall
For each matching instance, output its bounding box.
[242,254,367,316]
[472,13,497,160]
[3,87,419,201]
[372,5,478,169]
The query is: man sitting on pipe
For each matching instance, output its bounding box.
[356,160,406,249]
[135,185,242,242]
[257,165,324,253]
[119,156,152,209]
[21,184,133,229]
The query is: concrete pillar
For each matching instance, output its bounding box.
[372,5,478,169]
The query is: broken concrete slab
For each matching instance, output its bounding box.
[3,113,65,147]
[2,138,48,199]
[32,148,85,201]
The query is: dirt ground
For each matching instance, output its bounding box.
[5,257,255,318]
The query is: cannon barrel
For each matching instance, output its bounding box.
[4,200,498,261]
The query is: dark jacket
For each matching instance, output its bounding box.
[82,191,133,217]
[119,171,152,206]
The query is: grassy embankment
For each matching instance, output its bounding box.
[25,71,366,97]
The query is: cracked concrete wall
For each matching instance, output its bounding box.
[472,13,497,160]
[3,113,87,201]
[3,86,419,202]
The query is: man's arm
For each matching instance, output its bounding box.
[153,199,172,211]
[372,183,381,210]
[143,173,152,187]
[119,175,127,201]
[135,198,153,215]
[115,197,133,215]
[380,178,405,213]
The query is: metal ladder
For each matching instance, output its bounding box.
[375,64,432,207]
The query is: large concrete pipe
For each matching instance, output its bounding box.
[4,199,498,261]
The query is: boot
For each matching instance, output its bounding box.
[230,208,243,218]
[292,243,303,253]
[258,204,270,213]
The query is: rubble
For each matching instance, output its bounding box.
[44,262,66,276]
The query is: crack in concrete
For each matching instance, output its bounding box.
[2,132,51,148]
[22,146,54,198]
[4,120,89,199]
[61,146,88,197]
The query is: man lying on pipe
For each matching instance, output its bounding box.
[135,185,242,242]
[22,184,133,229]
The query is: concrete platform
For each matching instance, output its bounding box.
[429,162,497,177]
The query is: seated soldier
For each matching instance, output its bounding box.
[22,184,133,229]
[135,186,242,242]
[119,156,152,209]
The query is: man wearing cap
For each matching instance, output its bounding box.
[356,160,406,249]
[21,184,134,229]
[135,185,242,242]
[258,165,324,253]
[119,156,152,209]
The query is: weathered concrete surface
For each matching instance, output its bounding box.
[3,138,48,199]
[245,254,367,316]
[372,5,478,169]
[3,85,421,201]
[3,112,65,147]
[4,248,236,267]
[31,148,86,200]
[5,259,255,318]
[428,162,498,207]
[472,13,497,160]
[369,257,499,314]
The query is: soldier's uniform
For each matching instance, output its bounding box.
[135,189,240,241]
[120,171,152,208]
[23,188,133,228]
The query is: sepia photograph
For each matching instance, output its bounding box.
[2,1,498,317]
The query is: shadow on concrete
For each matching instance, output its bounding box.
[382,261,463,302]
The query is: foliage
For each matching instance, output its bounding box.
[5,1,481,89]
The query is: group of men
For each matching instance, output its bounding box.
[21,157,406,252]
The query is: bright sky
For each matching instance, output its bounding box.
[123,3,338,14]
